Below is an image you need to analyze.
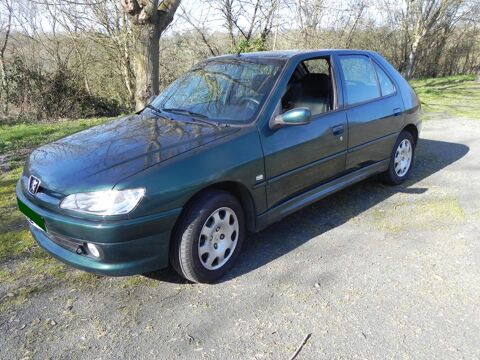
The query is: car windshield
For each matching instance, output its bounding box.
[150,57,285,125]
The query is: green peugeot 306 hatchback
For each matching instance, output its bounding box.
[16,50,421,283]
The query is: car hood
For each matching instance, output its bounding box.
[24,113,238,194]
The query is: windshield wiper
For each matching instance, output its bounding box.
[144,104,176,121]
[161,108,226,127]
[144,104,163,114]
[162,107,208,118]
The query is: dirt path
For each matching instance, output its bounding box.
[1,117,479,359]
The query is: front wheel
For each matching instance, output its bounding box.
[170,190,245,283]
[381,131,416,185]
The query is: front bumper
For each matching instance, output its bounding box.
[16,182,182,276]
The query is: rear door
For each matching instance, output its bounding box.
[260,56,348,208]
[337,54,405,170]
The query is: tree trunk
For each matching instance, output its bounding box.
[133,24,161,110]
[0,0,12,115]
[405,35,421,80]
[122,0,181,111]
[0,58,8,115]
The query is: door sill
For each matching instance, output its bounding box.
[256,159,389,231]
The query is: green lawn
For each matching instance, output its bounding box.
[0,75,478,305]
[410,74,480,119]
[0,118,109,298]
[0,118,108,167]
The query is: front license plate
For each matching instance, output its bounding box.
[17,199,47,231]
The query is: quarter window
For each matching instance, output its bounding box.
[373,62,395,96]
[339,55,380,105]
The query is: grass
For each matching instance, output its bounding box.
[0,117,110,258]
[0,117,109,166]
[410,75,480,119]
[0,117,110,298]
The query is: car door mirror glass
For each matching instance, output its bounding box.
[270,107,311,129]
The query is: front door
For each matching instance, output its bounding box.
[260,57,348,208]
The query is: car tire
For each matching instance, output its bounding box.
[170,189,245,283]
[381,130,416,185]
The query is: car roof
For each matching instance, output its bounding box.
[214,49,375,60]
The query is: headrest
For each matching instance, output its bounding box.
[299,73,330,96]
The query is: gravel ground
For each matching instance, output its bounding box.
[1,116,479,359]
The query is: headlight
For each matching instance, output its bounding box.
[59,188,145,215]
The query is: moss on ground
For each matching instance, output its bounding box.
[0,284,43,313]
[371,194,465,234]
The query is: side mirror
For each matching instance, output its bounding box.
[269,107,311,130]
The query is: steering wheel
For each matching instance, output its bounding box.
[346,80,364,87]
[240,97,260,106]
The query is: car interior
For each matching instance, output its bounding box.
[281,58,335,116]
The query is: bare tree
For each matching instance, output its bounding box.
[0,0,13,115]
[121,0,181,110]
[343,0,367,48]
[397,0,464,79]
[180,6,220,57]
[207,0,279,51]
[87,0,137,107]
[293,0,325,47]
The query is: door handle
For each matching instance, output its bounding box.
[332,124,344,136]
[393,108,402,116]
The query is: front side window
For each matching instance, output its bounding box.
[339,55,380,105]
[151,58,285,124]
[281,57,335,116]
[373,62,395,96]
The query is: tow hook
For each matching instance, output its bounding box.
[76,245,85,255]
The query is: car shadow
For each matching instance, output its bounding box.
[146,138,469,284]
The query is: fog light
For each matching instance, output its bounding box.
[86,243,101,258]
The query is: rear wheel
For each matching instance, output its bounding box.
[170,190,245,283]
[381,130,416,185]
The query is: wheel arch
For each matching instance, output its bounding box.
[403,124,419,144]
[176,181,257,234]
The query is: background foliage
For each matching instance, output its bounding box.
[0,0,479,123]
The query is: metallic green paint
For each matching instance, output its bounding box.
[31,225,172,276]
[17,182,180,274]
[16,50,421,276]
[24,112,238,195]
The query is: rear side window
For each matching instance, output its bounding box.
[339,55,380,105]
[373,62,395,96]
